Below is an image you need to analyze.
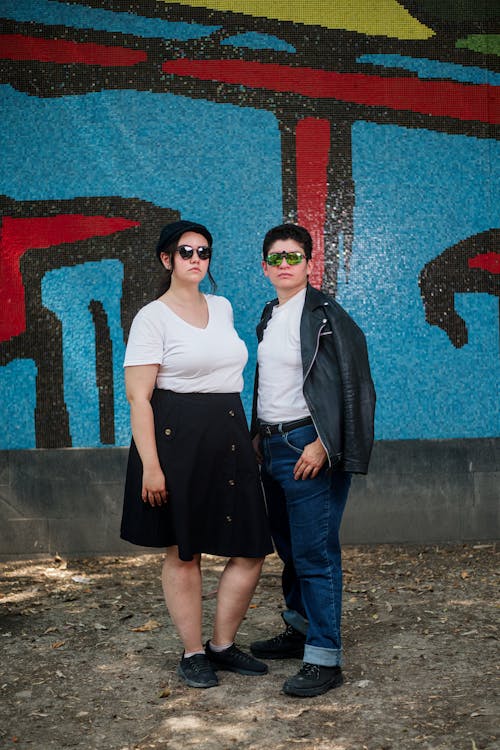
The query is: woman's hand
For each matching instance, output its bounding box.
[142,466,168,506]
[293,437,327,480]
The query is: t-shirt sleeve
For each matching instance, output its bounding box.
[124,305,164,367]
[219,295,234,325]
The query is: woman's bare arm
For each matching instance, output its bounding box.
[125,365,168,506]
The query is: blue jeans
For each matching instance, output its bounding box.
[260,424,351,667]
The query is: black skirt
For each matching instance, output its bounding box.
[120,389,273,561]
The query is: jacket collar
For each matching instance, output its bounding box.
[304,283,325,308]
[257,284,325,341]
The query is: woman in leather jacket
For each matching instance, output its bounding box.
[249,223,375,698]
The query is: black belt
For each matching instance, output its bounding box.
[258,417,313,436]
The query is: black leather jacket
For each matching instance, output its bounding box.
[252,284,376,474]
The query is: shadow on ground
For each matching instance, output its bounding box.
[0,543,498,750]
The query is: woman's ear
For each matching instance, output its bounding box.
[159,251,171,271]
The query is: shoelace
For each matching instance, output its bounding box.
[298,662,321,679]
[224,645,256,663]
[268,625,298,645]
[185,655,212,674]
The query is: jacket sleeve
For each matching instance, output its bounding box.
[251,302,274,439]
[334,315,376,474]
[250,363,259,439]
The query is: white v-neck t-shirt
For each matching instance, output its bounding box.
[124,295,247,393]
[257,288,310,423]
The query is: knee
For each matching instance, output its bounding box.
[231,556,265,574]
[293,545,328,576]
[163,550,201,575]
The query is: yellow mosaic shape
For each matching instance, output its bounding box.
[162,0,435,40]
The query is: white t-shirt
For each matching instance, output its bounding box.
[124,295,247,393]
[257,288,310,423]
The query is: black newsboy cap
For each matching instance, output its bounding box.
[155,220,213,260]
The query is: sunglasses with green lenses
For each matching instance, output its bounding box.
[177,245,212,260]
[266,251,306,267]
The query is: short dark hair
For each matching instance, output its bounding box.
[262,224,313,260]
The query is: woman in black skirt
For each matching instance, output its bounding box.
[121,219,273,689]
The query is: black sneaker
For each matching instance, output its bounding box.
[205,641,268,675]
[177,653,218,688]
[250,624,306,660]
[283,662,343,697]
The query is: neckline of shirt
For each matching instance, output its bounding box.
[156,295,211,331]
[274,287,307,313]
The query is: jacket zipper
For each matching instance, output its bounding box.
[303,321,332,468]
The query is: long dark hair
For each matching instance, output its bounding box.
[156,238,217,297]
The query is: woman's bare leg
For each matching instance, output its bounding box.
[212,557,264,646]
[162,546,203,652]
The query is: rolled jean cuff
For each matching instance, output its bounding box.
[304,644,342,667]
[282,609,308,636]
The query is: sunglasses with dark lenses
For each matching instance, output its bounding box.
[266,251,305,267]
[177,245,212,260]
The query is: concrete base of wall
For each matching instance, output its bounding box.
[0,438,498,559]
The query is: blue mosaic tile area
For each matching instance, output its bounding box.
[0,1,498,448]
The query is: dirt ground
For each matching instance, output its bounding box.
[0,543,498,750]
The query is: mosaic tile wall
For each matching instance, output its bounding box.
[1,0,499,450]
